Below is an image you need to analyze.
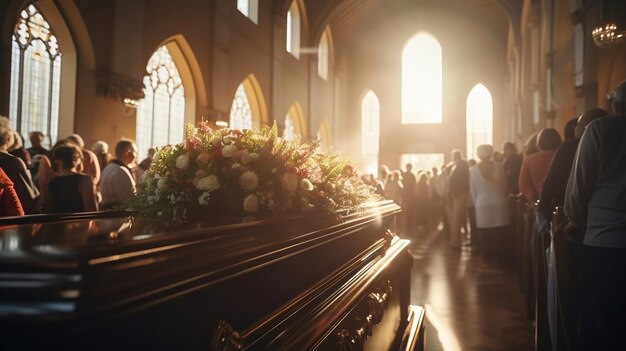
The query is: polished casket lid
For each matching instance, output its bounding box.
[0,201,402,349]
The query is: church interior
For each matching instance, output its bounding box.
[0,0,625,350]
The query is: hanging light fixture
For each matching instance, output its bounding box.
[592,0,626,48]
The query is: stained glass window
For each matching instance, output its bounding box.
[229,83,253,130]
[402,33,442,124]
[136,45,185,160]
[361,91,380,174]
[466,84,493,161]
[9,4,61,148]
[283,114,295,140]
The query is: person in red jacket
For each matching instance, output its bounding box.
[0,167,24,216]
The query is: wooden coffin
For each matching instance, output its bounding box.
[0,201,424,350]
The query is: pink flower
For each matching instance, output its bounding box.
[185,136,201,150]
[197,152,211,164]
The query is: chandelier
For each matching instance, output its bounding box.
[592,22,625,48]
[592,0,626,48]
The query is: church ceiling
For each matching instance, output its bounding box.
[304,0,521,49]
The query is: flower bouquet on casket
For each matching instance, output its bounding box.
[128,122,378,226]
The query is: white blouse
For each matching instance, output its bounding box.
[469,163,510,228]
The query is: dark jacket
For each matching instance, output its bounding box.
[538,140,578,219]
[0,152,39,214]
[449,160,470,197]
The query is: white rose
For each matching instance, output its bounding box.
[175,155,190,169]
[196,175,221,192]
[243,194,259,213]
[241,151,259,164]
[222,144,237,157]
[223,135,235,144]
[300,179,314,191]
[152,152,160,162]
[198,191,211,205]
[157,177,167,190]
[281,173,299,192]
[239,171,259,191]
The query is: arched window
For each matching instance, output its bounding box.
[237,0,258,24]
[286,1,300,58]
[9,4,61,146]
[283,102,305,140]
[402,32,442,124]
[317,118,332,153]
[318,27,331,80]
[466,83,493,160]
[136,45,185,159]
[361,91,380,174]
[284,114,295,140]
[229,83,253,130]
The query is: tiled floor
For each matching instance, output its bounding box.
[407,229,533,351]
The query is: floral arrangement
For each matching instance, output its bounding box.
[128,122,378,225]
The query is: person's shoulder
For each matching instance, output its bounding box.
[587,115,626,131]
[101,162,121,174]
[82,148,98,160]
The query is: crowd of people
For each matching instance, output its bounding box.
[0,78,624,347]
[0,117,154,216]
[363,79,626,349]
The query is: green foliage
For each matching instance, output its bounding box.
[128,122,379,225]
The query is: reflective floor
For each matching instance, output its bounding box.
[407,229,533,351]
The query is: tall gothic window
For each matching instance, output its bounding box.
[361,91,380,174]
[136,45,185,159]
[402,32,442,124]
[9,4,61,147]
[318,28,330,80]
[237,0,258,24]
[466,84,493,160]
[229,83,253,130]
[286,1,300,58]
[283,114,295,140]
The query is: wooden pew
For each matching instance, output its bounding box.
[514,195,526,290]
[520,197,535,319]
[551,206,583,351]
[531,202,551,351]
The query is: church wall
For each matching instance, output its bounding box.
[341,8,508,169]
[211,0,272,123]
[0,0,624,169]
[551,0,577,129]
[515,0,626,145]
[309,48,334,142]
[1,0,324,152]
[272,17,310,138]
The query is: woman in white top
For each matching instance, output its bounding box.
[469,144,510,261]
